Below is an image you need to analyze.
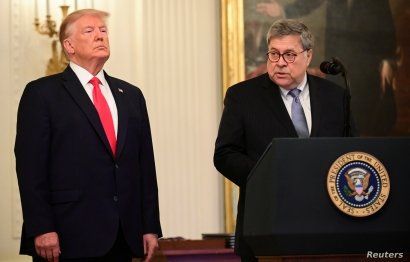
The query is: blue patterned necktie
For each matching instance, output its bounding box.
[288,88,309,138]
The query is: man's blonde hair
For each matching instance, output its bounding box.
[59,9,109,47]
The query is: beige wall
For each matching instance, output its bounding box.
[0,0,223,260]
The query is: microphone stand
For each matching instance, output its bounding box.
[333,57,352,137]
[342,70,351,137]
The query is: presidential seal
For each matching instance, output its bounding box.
[327,152,390,217]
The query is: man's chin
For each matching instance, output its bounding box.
[94,53,110,62]
[274,79,293,89]
[97,50,110,57]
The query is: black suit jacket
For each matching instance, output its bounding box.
[15,66,162,258]
[214,73,355,257]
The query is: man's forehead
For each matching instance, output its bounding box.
[268,36,302,49]
[75,15,107,27]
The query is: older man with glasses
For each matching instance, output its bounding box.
[214,19,356,261]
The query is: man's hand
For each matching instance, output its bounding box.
[256,1,284,18]
[380,59,396,95]
[142,233,159,262]
[34,232,60,262]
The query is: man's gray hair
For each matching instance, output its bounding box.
[266,19,314,50]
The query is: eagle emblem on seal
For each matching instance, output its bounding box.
[344,167,374,202]
[327,152,390,217]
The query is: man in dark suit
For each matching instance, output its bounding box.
[15,9,161,261]
[214,19,355,261]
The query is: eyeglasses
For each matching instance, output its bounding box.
[266,49,308,63]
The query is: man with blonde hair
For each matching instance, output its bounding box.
[16,9,161,261]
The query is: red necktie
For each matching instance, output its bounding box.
[90,77,116,155]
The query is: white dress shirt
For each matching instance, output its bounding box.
[278,74,312,134]
[69,62,118,137]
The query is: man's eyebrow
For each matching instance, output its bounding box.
[268,48,297,53]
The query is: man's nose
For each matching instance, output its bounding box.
[94,30,104,40]
[276,55,287,66]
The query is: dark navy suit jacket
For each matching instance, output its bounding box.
[15,66,162,258]
[214,73,355,257]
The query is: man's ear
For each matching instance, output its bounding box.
[306,49,313,67]
[63,39,74,55]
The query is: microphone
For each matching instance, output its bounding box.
[320,57,344,75]
[319,57,352,136]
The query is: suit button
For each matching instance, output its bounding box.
[115,164,119,169]
[113,195,118,202]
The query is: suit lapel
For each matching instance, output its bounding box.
[308,75,323,137]
[61,67,114,158]
[104,72,128,160]
[260,74,298,136]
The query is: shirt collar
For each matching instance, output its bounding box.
[69,61,107,87]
